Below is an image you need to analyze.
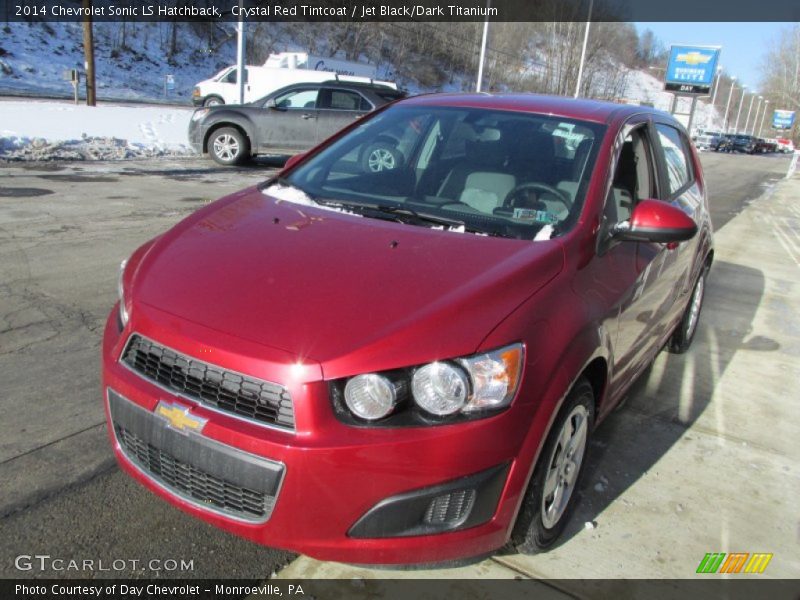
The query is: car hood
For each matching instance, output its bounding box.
[133,187,564,378]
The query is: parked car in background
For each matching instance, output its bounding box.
[188,80,406,165]
[776,138,795,153]
[731,134,757,154]
[694,131,724,151]
[716,133,736,152]
[108,93,713,564]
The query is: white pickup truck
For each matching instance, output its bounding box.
[192,52,389,107]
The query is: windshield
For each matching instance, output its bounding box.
[282,105,605,240]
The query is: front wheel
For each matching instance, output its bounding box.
[668,267,707,353]
[208,127,249,166]
[203,96,224,107]
[510,378,594,553]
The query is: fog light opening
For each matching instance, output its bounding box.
[424,488,476,526]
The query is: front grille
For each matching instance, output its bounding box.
[115,425,271,520]
[121,334,294,430]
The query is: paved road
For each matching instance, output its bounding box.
[0,152,791,578]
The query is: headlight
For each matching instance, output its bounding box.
[191,109,209,122]
[336,343,524,423]
[117,258,129,327]
[412,362,470,416]
[344,374,398,420]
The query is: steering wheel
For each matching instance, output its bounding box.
[503,182,572,211]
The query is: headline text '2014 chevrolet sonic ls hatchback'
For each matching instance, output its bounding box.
[103,93,713,565]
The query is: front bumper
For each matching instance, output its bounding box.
[102,306,543,564]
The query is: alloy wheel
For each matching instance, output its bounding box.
[213,134,240,162]
[541,405,589,529]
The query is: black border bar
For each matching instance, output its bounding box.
[2,0,800,23]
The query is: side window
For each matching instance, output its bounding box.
[273,88,319,109]
[223,68,248,84]
[655,124,692,195]
[319,89,367,111]
[605,127,656,224]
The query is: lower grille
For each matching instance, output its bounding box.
[116,425,270,520]
[121,334,295,430]
[108,388,284,524]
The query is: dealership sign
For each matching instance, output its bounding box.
[664,45,721,94]
[772,109,795,129]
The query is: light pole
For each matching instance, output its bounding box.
[236,0,245,104]
[733,84,748,133]
[475,0,491,92]
[758,101,770,137]
[723,76,737,132]
[574,0,594,98]
[710,66,723,106]
[743,92,756,134]
[751,96,763,135]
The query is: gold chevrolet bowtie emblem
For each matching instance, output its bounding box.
[155,401,207,433]
[676,51,712,66]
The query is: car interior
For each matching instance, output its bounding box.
[289,109,605,239]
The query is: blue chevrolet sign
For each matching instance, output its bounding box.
[772,110,795,129]
[664,45,721,94]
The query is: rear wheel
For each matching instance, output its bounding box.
[208,127,249,166]
[668,267,706,353]
[510,378,594,553]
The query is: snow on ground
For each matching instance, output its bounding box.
[0,100,196,161]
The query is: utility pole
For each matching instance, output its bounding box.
[81,0,96,106]
[733,85,748,133]
[723,77,737,132]
[475,0,491,92]
[574,0,594,98]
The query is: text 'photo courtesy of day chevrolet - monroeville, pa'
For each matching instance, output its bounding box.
[0,0,798,599]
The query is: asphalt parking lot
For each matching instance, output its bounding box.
[0,152,797,580]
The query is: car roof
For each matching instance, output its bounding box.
[396,92,668,125]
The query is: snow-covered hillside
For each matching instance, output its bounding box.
[0,21,236,101]
[623,69,722,130]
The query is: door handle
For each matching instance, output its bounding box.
[301,114,316,120]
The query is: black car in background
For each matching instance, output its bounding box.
[731,134,757,154]
[188,81,406,165]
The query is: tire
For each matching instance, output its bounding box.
[208,127,249,166]
[361,142,402,173]
[510,378,595,554]
[667,266,707,354]
[203,96,224,107]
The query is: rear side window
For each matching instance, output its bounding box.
[320,89,370,111]
[655,124,692,194]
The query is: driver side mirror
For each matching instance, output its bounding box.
[265,98,281,110]
[611,199,698,244]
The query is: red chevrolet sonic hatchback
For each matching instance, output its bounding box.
[103,94,713,564]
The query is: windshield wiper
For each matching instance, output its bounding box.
[368,204,466,229]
